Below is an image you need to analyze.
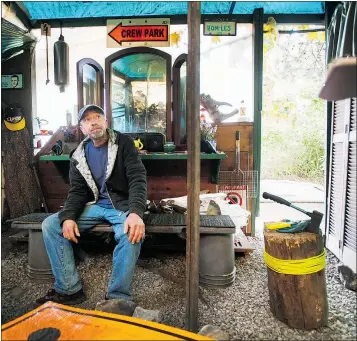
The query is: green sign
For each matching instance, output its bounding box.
[203,21,236,36]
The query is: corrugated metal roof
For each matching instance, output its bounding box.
[1,19,37,62]
[21,1,325,20]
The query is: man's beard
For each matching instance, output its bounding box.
[88,128,105,140]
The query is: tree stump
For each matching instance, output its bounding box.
[263,226,328,330]
[1,123,41,218]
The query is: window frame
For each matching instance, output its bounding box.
[105,47,172,140]
[76,58,104,110]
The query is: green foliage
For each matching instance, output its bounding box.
[262,97,325,183]
[200,121,217,141]
[262,23,326,184]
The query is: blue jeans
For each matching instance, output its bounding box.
[42,204,141,301]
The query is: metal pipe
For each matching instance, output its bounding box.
[185,1,201,332]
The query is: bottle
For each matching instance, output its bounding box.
[66,110,72,126]
[239,100,246,117]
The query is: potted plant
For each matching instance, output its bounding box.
[200,120,217,153]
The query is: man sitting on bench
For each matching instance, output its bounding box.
[36,104,147,306]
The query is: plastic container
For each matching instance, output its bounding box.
[66,110,72,126]
[199,233,236,288]
[239,100,246,117]
[164,142,176,153]
[27,230,54,282]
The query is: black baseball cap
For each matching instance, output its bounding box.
[4,104,26,131]
[78,104,105,122]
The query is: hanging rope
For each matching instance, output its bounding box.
[60,20,63,38]
[45,24,50,85]
[264,249,326,275]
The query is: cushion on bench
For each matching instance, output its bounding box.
[10,213,236,235]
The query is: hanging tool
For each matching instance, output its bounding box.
[262,192,323,234]
[218,131,258,198]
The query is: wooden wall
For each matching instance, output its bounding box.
[1,50,35,141]
[216,122,254,234]
[36,127,218,212]
[38,163,218,212]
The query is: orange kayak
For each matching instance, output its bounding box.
[2,302,213,340]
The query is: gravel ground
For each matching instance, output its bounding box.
[1,223,356,340]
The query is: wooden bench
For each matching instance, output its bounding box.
[10,213,236,284]
[11,213,236,235]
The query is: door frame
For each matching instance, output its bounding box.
[172,53,187,147]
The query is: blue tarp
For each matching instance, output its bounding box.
[22,2,325,20]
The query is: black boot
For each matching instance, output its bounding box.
[36,288,86,306]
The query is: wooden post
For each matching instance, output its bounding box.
[252,8,264,236]
[264,227,329,330]
[186,1,201,333]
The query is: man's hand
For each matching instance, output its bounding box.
[124,213,145,244]
[62,219,80,243]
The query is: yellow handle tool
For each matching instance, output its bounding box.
[265,221,292,230]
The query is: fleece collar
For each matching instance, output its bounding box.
[71,129,119,202]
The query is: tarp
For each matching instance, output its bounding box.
[22,1,325,20]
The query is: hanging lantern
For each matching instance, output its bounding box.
[54,26,69,93]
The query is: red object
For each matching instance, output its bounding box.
[108,23,169,45]
[37,140,42,148]
[226,192,243,206]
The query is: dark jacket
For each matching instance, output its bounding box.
[58,129,147,225]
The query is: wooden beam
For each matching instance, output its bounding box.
[30,14,253,29]
[185,1,201,333]
[323,1,340,240]
[252,8,264,236]
[29,13,325,29]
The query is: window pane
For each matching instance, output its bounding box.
[82,64,98,106]
[179,61,187,143]
[200,24,253,123]
[159,23,254,123]
[111,53,167,134]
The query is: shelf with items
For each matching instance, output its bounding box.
[39,152,227,161]
[39,151,226,184]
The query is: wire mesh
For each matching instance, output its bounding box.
[218,169,258,198]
